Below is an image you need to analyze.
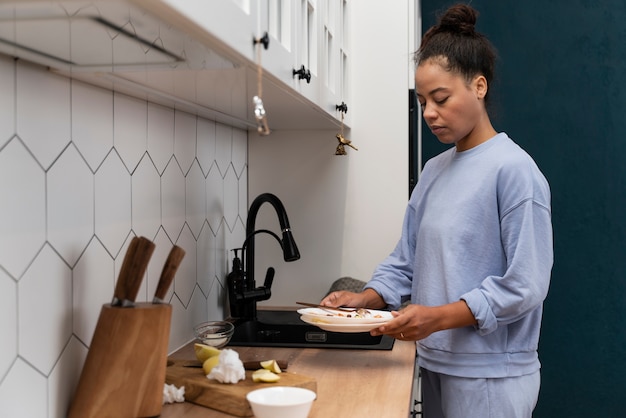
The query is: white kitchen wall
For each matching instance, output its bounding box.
[0,55,247,417]
[251,0,414,306]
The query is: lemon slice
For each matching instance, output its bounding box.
[194,343,221,363]
[260,359,282,374]
[202,356,220,375]
[252,369,281,383]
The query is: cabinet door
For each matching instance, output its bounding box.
[291,0,321,107]
[156,0,259,62]
[320,0,350,126]
[258,0,297,89]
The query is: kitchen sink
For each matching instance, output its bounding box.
[227,310,395,350]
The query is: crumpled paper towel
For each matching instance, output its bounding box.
[163,383,185,404]
[206,348,245,384]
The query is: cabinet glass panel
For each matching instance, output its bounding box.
[325,28,335,94]
[268,0,291,51]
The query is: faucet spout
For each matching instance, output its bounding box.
[230,193,300,321]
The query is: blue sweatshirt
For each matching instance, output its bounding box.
[365,133,553,378]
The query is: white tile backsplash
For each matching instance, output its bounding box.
[174,110,197,174]
[0,54,247,417]
[18,244,72,375]
[94,150,132,256]
[0,269,17,380]
[47,144,94,267]
[0,139,46,278]
[16,60,70,170]
[0,359,47,418]
[113,93,147,173]
[0,56,14,148]
[147,103,175,174]
[71,81,113,172]
[131,154,162,239]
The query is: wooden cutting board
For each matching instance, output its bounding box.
[166,359,317,417]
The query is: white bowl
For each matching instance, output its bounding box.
[246,386,316,418]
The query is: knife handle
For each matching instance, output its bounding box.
[154,245,186,303]
[112,236,140,305]
[124,237,156,304]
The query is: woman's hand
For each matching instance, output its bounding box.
[371,301,477,341]
[320,288,386,310]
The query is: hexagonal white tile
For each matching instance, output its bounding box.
[48,336,87,418]
[207,269,227,322]
[188,285,210,331]
[238,165,248,223]
[206,164,224,235]
[0,270,17,380]
[232,127,247,178]
[95,151,131,257]
[173,226,197,308]
[71,81,113,171]
[0,358,47,418]
[185,161,206,238]
[113,93,147,172]
[197,118,216,176]
[174,110,196,175]
[132,154,161,240]
[16,60,70,170]
[161,158,185,241]
[73,238,114,345]
[215,123,232,175]
[0,54,15,148]
[196,223,215,297]
[0,139,45,278]
[147,103,174,175]
[18,244,72,375]
[223,165,239,231]
[47,143,94,267]
[167,296,192,353]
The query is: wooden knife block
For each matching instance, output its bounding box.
[68,303,172,418]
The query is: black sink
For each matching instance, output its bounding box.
[227,310,395,350]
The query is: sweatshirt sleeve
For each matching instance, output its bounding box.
[461,175,553,336]
[363,202,417,311]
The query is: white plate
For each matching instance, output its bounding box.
[297,307,393,324]
[300,315,388,333]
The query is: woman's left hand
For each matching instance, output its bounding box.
[370,301,476,341]
[370,304,439,341]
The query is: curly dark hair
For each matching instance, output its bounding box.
[415,4,497,104]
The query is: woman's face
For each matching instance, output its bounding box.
[415,59,489,151]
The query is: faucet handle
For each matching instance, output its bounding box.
[263,267,275,289]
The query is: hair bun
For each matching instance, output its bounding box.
[438,4,478,35]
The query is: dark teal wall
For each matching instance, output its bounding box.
[419,1,626,416]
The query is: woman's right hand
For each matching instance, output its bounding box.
[320,288,386,309]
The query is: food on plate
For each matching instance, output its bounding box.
[194,343,221,363]
[252,368,281,383]
[260,359,282,374]
[323,308,380,318]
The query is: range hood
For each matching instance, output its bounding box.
[0,0,341,131]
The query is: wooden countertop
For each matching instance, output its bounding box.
[161,339,417,417]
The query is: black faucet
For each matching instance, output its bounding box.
[227,193,300,322]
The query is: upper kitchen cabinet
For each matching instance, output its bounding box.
[0,0,349,131]
[137,0,350,129]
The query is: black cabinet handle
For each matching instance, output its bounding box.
[293,65,311,83]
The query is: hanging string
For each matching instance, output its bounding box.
[335,107,357,155]
[253,33,270,136]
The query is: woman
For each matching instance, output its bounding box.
[321,4,553,417]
